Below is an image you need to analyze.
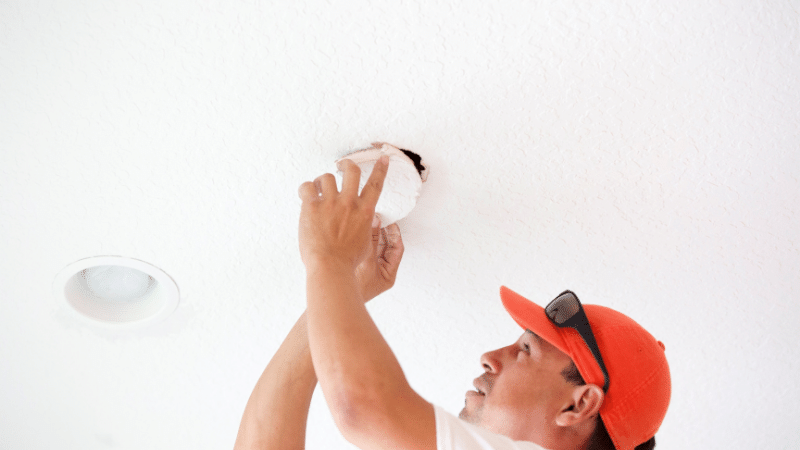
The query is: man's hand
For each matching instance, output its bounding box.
[298,155,389,271]
[357,218,404,302]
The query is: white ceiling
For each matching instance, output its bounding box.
[2,1,799,449]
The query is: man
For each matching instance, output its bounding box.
[234,155,671,450]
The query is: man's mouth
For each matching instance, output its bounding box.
[472,377,488,396]
[465,389,484,399]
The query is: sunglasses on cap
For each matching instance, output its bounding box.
[545,290,610,392]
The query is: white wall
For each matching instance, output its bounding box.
[1,1,798,449]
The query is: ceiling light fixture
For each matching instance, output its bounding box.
[335,142,428,226]
[52,256,180,329]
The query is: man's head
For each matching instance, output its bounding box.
[460,286,671,450]
[459,330,605,449]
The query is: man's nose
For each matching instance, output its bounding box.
[480,348,503,373]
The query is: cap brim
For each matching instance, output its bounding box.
[500,286,570,356]
[500,286,608,388]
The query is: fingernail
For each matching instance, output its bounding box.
[379,154,389,166]
[372,214,380,227]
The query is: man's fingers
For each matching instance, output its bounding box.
[384,223,402,240]
[314,173,338,198]
[360,155,389,207]
[371,215,381,247]
[339,159,362,197]
[378,226,387,253]
[385,222,403,248]
[381,223,404,264]
[298,181,320,202]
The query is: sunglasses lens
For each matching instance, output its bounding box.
[546,292,580,325]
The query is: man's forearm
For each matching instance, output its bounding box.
[305,262,411,432]
[234,312,317,450]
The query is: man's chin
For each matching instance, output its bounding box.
[458,407,478,424]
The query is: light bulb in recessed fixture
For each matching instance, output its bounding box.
[82,265,155,302]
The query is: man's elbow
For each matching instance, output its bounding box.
[328,387,391,444]
[326,383,436,450]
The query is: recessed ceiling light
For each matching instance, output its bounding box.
[53,256,180,329]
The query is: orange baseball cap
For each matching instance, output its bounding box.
[499,286,671,450]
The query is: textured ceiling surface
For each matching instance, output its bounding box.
[1,1,799,449]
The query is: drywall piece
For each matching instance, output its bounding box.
[335,142,428,226]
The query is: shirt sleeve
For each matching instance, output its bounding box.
[433,404,550,450]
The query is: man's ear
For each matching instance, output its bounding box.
[555,384,604,427]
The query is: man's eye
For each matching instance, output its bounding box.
[523,343,530,352]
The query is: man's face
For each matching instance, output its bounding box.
[459,330,577,440]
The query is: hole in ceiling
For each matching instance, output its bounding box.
[399,148,426,177]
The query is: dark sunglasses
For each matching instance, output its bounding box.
[545,290,610,392]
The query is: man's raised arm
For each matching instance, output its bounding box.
[233,312,316,450]
[298,156,436,450]
[234,214,404,449]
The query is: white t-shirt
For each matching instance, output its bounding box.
[434,405,550,450]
